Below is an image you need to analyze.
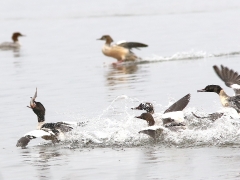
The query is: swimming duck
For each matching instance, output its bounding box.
[132,94,191,115]
[197,85,240,114]
[16,89,77,148]
[213,65,240,95]
[133,94,190,139]
[131,102,154,114]
[0,32,25,49]
[97,35,148,62]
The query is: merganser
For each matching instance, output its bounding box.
[16,88,76,148]
[197,85,240,114]
[213,65,240,95]
[97,35,148,62]
[131,102,154,114]
[0,32,25,49]
[133,94,190,139]
[132,94,191,115]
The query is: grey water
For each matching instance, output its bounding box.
[1,0,240,179]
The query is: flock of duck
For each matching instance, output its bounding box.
[1,32,239,147]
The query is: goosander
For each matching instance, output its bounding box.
[133,94,190,139]
[0,32,25,49]
[197,85,240,114]
[213,65,240,95]
[131,102,154,114]
[97,35,148,62]
[16,88,76,148]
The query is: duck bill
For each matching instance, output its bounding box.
[29,88,37,108]
[135,116,141,119]
[131,106,140,110]
[197,89,206,92]
[97,38,103,40]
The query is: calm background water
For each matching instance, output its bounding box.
[1,0,240,179]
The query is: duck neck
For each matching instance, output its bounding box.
[37,121,45,130]
[12,35,18,43]
[219,90,229,107]
[147,119,155,126]
[105,37,113,46]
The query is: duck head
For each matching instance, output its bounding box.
[135,113,155,126]
[97,35,113,45]
[12,32,25,42]
[131,102,154,114]
[197,85,222,94]
[27,88,45,122]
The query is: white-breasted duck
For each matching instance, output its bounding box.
[97,35,148,62]
[16,88,77,148]
[133,94,191,139]
[132,94,191,126]
[0,32,25,49]
[197,85,240,114]
[213,65,240,95]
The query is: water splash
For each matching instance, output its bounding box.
[55,96,240,148]
[140,50,240,63]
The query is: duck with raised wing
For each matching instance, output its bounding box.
[213,65,240,95]
[97,35,148,62]
[0,32,25,49]
[133,94,191,139]
[16,89,77,148]
[197,85,240,114]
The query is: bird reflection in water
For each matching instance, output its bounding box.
[0,47,21,58]
[20,145,66,180]
[106,63,139,87]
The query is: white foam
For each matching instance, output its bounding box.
[56,97,240,148]
[141,50,240,63]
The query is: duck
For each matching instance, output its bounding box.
[97,35,148,62]
[16,88,77,148]
[0,32,25,49]
[132,94,190,139]
[213,65,240,95]
[132,94,190,125]
[131,102,154,114]
[197,85,240,114]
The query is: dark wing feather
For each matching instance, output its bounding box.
[213,65,240,95]
[41,122,73,133]
[118,42,148,50]
[139,129,163,140]
[164,94,191,113]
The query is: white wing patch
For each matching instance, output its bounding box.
[162,111,184,123]
[231,84,240,89]
[24,130,52,138]
[116,40,127,45]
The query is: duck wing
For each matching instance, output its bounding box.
[16,130,53,148]
[139,126,164,140]
[41,122,74,133]
[228,95,240,113]
[164,94,191,113]
[117,42,148,50]
[213,65,240,95]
